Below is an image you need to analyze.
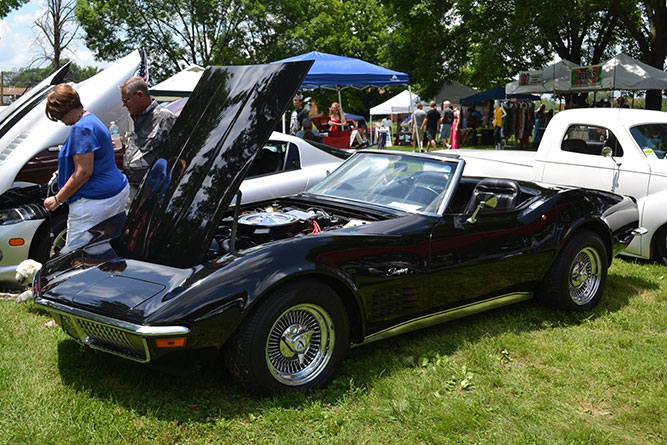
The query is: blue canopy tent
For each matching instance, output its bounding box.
[460,86,540,104]
[273,51,411,142]
[274,51,409,90]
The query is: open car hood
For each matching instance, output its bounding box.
[116,62,312,268]
[0,51,142,195]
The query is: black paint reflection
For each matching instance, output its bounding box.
[118,62,312,267]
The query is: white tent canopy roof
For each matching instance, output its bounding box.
[506,59,579,94]
[589,53,667,91]
[369,89,421,116]
[506,53,667,94]
[149,64,205,100]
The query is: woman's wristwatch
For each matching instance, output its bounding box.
[54,195,62,206]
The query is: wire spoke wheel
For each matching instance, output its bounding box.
[50,228,67,258]
[266,303,335,386]
[568,246,602,305]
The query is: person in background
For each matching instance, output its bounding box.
[422,101,441,152]
[439,101,454,149]
[450,107,461,150]
[493,100,506,150]
[410,103,426,152]
[533,104,546,146]
[290,95,309,135]
[328,102,347,133]
[381,115,393,141]
[118,76,176,198]
[43,84,129,252]
[296,118,322,142]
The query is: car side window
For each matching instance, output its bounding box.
[284,142,301,171]
[247,142,288,178]
[561,125,624,157]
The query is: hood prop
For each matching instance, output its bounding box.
[229,190,243,253]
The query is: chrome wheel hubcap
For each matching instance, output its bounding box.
[50,229,67,258]
[569,247,602,305]
[266,304,335,386]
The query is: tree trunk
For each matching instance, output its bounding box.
[645,90,662,110]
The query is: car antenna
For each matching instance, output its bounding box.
[228,190,242,253]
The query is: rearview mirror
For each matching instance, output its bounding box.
[601,146,613,157]
[467,193,498,224]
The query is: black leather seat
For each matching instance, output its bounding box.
[561,138,588,154]
[464,178,521,214]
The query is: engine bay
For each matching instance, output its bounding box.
[211,200,376,255]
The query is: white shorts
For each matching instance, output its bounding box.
[63,183,130,252]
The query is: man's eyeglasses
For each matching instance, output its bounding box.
[121,93,135,103]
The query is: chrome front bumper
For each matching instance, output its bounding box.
[35,296,190,363]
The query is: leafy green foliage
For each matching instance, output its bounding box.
[0,0,28,18]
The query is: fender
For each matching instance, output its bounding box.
[636,191,667,259]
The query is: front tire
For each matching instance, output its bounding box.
[540,230,608,312]
[225,280,349,394]
[652,225,667,266]
[29,212,67,263]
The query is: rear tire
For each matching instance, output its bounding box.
[653,225,667,266]
[225,279,349,394]
[540,230,608,312]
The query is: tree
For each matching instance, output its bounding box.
[0,0,28,18]
[33,0,79,68]
[75,0,274,80]
[612,0,666,110]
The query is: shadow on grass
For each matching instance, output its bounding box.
[54,268,656,423]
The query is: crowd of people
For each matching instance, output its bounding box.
[289,95,369,148]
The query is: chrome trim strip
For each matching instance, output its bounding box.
[35,296,190,336]
[355,292,532,347]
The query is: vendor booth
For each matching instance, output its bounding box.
[459,87,540,147]
[369,90,422,145]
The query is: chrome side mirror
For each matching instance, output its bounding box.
[601,146,613,157]
[467,193,498,224]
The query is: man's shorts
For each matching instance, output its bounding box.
[425,128,437,142]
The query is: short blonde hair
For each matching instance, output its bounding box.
[45,84,82,121]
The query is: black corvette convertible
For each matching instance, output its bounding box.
[35,62,640,393]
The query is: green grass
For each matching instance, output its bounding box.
[1,258,666,444]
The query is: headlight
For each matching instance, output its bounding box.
[0,204,48,225]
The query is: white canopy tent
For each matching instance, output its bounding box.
[576,53,667,91]
[369,90,422,145]
[370,89,421,116]
[506,53,667,95]
[149,64,205,101]
[506,59,579,95]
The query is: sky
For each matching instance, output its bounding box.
[0,0,103,72]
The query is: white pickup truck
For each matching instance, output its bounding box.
[455,108,667,264]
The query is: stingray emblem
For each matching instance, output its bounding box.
[388,267,409,276]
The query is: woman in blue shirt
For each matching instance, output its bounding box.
[43,84,129,252]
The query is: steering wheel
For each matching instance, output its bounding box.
[406,184,440,205]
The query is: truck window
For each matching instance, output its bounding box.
[561,125,624,157]
[630,124,667,159]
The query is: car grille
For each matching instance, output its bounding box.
[60,314,150,362]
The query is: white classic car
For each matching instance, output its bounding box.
[455,108,667,264]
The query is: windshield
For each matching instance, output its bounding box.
[308,152,457,214]
[630,124,667,159]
